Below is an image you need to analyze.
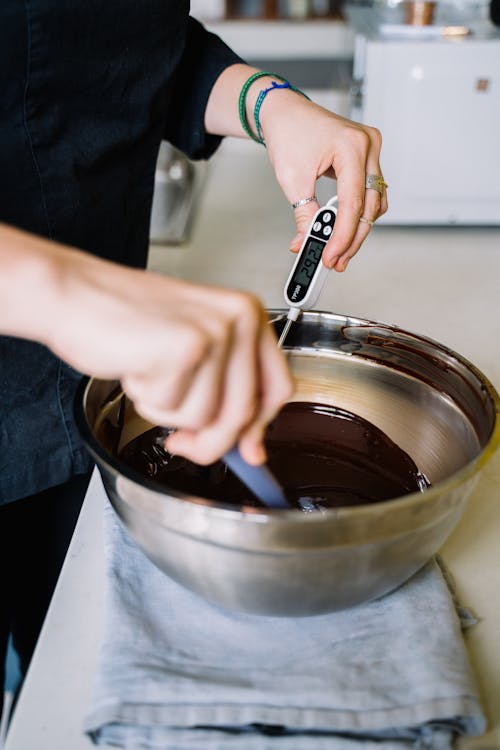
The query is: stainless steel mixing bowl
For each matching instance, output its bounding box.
[76,311,500,616]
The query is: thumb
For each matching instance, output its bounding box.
[290,197,319,253]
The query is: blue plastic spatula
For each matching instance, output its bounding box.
[224,447,317,512]
[223,447,291,509]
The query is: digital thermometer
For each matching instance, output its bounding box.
[222,200,338,511]
[278,195,337,346]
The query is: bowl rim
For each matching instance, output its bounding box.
[74,309,500,524]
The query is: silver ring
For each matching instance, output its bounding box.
[359,216,374,226]
[365,174,388,194]
[291,195,317,209]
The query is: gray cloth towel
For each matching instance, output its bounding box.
[84,501,486,749]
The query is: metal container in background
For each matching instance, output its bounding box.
[76,311,500,617]
[405,0,436,23]
[149,142,204,245]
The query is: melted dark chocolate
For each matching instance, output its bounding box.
[118,402,429,511]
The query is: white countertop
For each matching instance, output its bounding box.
[5,139,500,749]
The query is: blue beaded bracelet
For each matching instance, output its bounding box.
[254,80,310,145]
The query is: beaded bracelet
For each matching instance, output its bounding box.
[238,71,286,143]
[238,71,309,145]
[254,80,310,145]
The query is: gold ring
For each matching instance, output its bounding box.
[359,216,374,226]
[291,196,317,209]
[365,174,388,194]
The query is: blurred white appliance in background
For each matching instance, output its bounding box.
[348,6,500,224]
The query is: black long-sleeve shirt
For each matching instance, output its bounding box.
[0,0,243,502]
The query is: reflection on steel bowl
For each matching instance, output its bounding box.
[76,311,500,617]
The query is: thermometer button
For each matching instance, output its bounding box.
[311,209,336,238]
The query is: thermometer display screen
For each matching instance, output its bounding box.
[286,236,326,304]
[293,238,325,287]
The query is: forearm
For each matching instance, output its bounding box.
[0,223,134,360]
[0,223,63,346]
[0,222,164,373]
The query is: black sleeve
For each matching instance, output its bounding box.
[491,0,500,25]
[164,17,245,160]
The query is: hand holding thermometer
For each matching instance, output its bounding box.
[278,195,338,347]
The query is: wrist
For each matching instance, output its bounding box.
[254,87,308,145]
[240,72,311,145]
[242,74,284,141]
[257,86,312,143]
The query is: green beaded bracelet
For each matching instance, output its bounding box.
[238,71,288,144]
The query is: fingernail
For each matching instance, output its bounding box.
[330,257,345,272]
[290,233,302,251]
[325,257,339,270]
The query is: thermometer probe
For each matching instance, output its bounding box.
[278,195,338,347]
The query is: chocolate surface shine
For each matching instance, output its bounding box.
[118,402,429,511]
